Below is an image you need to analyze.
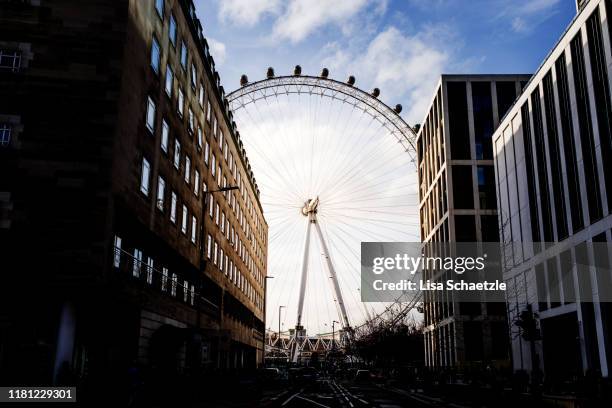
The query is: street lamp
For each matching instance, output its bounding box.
[332,320,339,350]
[278,305,285,342]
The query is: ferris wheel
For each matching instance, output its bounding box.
[227,66,421,352]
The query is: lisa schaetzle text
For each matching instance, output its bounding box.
[360,242,507,302]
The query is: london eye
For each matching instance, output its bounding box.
[227,67,421,359]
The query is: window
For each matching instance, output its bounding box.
[155,0,164,18]
[113,235,122,268]
[221,212,226,233]
[215,203,220,225]
[165,65,174,96]
[146,97,156,133]
[188,108,194,133]
[151,36,160,74]
[219,130,224,147]
[213,116,218,138]
[207,234,213,258]
[191,63,197,88]
[0,50,21,72]
[224,142,228,161]
[170,191,177,222]
[211,155,216,177]
[191,216,197,243]
[185,155,191,184]
[217,166,221,187]
[194,170,200,196]
[197,127,203,148]
[0,124,11,147]
[156,176,165,211]
[161,119,169,153]
[173,139,181,169]
[219,248,224,270]
[447,81,470,159]
[190,284,195,306]
[209,196,214,217]
[146,257,154,284]
[169,14,177,46]
[171,273,177,297]
[199,84,204,106]
[206,101,212,122]
[161,267,169,291]
[177,88,184,116]
[181,205,188,234]
[180,40,187,69]
[183,281,189,301]
[205,141,210,165]
[140,157,151,196]
[133,249,143,277]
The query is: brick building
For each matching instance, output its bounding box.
[0,0,267,391]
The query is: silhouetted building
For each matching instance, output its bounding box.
[0,0,268,390]
[494,0,612,380]
[417,74,530,369]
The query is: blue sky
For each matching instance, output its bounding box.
[195,0,576,124]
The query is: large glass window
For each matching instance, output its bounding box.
[174,139,181,169]
[161,119,169,153]
[0,50,21,72]
[165,65,173,96]
[496,81,517,120]
[571,32,603,221]
[170,192,177,222]
[587,9,612,214]
[555,53,583,232]
[447,81,471,159]
[471,82,494,159]
[151,36,160,74]
[169,14,177,46]
[543,71,568,239]
[531,87,554,241]
[140,157,150,196]
[154,0,164,18]
[184,155,191,184]
[191,216,197,243]
[0,123,11,147]
[452,165,473,209]
[181,205,188,234]
[177,87,184,117]
[157,176,165,211]
[477,165,496,209]
[180,40,188,69]
[521,103,540,243]
[146,97,156,133]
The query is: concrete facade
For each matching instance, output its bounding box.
[417,74,530,369]
[493,0,612,381]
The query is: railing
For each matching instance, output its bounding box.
[112,246,219,314]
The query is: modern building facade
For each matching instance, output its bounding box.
[0,0,267,390]
[417,74,530,369]
[494,0,612,382]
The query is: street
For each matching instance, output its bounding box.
[261,378,431,408]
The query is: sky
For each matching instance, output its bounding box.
[195,0,577,124]
[192,0,577,334]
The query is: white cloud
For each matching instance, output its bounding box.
[207,38,227,65]
[498,0,561,33]
[320,25,457,124]
[273,0,369,43]
[218,0,280,26]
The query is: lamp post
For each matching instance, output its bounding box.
[278,305,285,344]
